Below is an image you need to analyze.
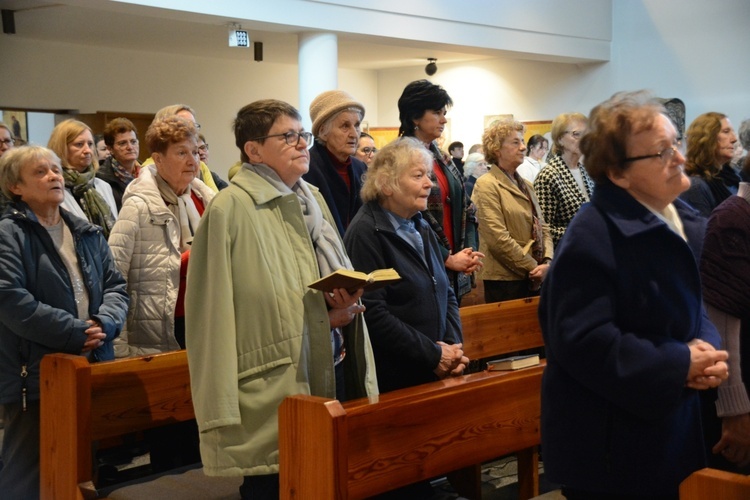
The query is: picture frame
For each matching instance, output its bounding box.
[1,110,28,145]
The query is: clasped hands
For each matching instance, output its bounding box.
[434,341,469,378]
[686,338,729,390]
[81,319,106,353]
[445,247,485,275]
[325,287,366,329]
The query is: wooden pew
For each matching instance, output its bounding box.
[39,350,241,499]
[680,467,750,499]
[279,297,544,499]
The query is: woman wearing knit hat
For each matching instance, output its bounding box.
[397,80,483,304]
[304,89,368,237]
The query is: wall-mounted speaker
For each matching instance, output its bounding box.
[2,10,15,35]
[254,41,263,62]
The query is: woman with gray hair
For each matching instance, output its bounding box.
[462,152,488,198]
[0,145,127,498]
[304,90,368,237]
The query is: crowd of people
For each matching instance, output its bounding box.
[0,84,747,499]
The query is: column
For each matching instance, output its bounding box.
[298,32,338,132]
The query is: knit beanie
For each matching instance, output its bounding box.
[310,90,365,137]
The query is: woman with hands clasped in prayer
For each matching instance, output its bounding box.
[540,91,729,499]
[0,146,128,498]
[345,137,467,393]
[472,119,553,303]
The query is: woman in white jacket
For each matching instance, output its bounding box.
[108,116,214,357]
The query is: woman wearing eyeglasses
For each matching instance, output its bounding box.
[96,118,141,210]
[534,112,594,247]
[304,90,368,237]
[355,131,377,166]
[185,100,377,499]
[540,91,728,499]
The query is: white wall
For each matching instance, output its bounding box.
[3,0,749,173]
[374,0,750,149]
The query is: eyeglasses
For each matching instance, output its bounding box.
[565,130,584,139]
[624,144,681,164]
[114,139,139,148]
[0,139,13,146]
[359,147,378,156]
[198,144,209,152]
[250,131,313,147]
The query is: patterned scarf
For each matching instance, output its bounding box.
[110,157,140,186]
[63,166,116,237]
[511,169,545,264]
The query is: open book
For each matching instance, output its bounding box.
[308,268,402,294]
[486,354,540,371]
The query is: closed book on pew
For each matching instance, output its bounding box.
[486,354,540,371]
[309,268,401,294]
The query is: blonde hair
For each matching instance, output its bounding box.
[154,104,196,122]
[47,119,97,171]
[550,112,587,156]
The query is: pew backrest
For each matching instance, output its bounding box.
[40,350,195,499]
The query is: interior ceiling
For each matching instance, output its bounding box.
[0,0,506,70]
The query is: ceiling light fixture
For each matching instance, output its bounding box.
[425,58,437,76]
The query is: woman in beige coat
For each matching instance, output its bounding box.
[472,119,554,303]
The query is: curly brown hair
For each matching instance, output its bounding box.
[145,116,198,155]
[481,119,525,167]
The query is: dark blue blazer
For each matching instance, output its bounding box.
[539,181,720,497]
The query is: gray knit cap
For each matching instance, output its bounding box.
[309,90,365,137]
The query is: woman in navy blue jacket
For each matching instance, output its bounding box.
[540,91,729,499]
[344,137,467,395]
[0,146,128,499]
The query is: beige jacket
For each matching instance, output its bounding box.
[472,165,553,281]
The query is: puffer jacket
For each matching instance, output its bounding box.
[0,202,128,404]
[108,165,214,357]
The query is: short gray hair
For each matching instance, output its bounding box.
[360,137,432,203]
[0,146,62,201]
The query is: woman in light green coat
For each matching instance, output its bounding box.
[185,99,378,500]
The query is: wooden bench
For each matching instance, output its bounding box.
[680,467,750,499]
[39,350,241,500]
[279,297,544,499]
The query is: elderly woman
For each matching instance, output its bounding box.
[48,119,119,236]
[0,146,128,498]
[304,89,368,237]
[533,112,594,247]
[540,91,729,499]
[462,152,488,198]
[678,112,739,217]
[517,133,548,182]
[397,80,482,304]
[96,117,141,210]
[344,136,467,498]
[146,104,227,193]
[108,116,214,357]
[185,99,377,500]
[473,119,553,303]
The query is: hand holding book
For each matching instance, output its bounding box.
[309,268,401,294]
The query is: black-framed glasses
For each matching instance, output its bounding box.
[250,131,312,147]
[565,130,584,139]
[0,139,13,146]
[624,144,680,164]
[360,147,378,156]
[198,144,209,152]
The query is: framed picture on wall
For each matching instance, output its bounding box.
[1,110,28,145]
[522,120,553,143]
[368,127,399,149]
